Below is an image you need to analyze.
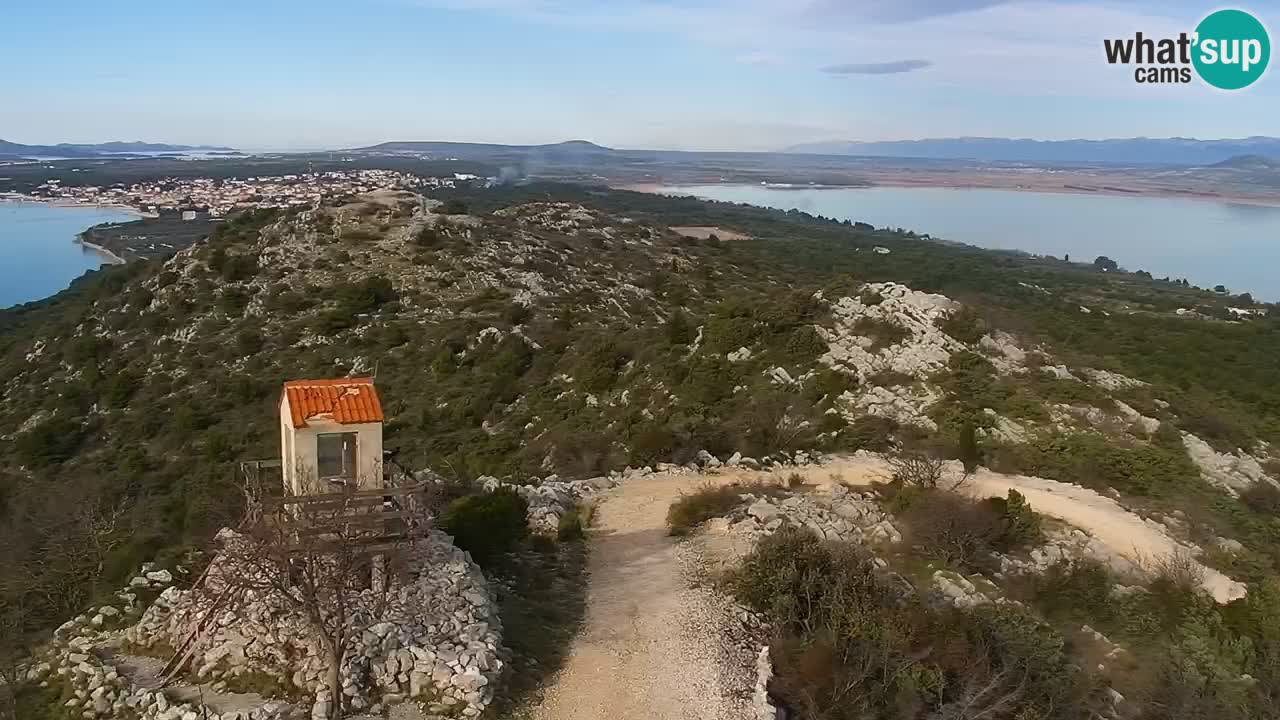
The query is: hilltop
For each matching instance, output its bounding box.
[1211,154,1280,170]
[3,182,1280,719]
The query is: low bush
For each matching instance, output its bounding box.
[901,489,1044,568]
[935,306,986,344]
[843,414,898,452]
[852,316,910,351]
[727,527,1098,720]
[440,488,529,566]
[901,490,1004,568]
[864,369,914,387]
[984,488,1044,547]
[1242,481,1280,514]
[666,484,745,536]
[557,503,588,541]
[889,451,947,489]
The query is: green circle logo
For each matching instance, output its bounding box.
[1193,9,1270,89]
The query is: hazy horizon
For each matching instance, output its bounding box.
[5,1,1278,152]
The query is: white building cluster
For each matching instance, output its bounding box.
[32,169,457,216]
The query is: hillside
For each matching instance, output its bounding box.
[3,183,1280,718]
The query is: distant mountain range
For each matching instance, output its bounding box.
[783,137,1280,166]
[359,139,618,162]
[0,139,235,159]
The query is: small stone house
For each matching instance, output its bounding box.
[279,378,385,496]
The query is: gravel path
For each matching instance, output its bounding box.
[530,473,756,720]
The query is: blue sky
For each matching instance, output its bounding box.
[3,0,1278,150]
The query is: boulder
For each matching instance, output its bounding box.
[695,450,722,468]
[746,501,779,523]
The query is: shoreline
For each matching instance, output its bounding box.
[1,195,142,267]
[74,234,128,265]
[0,193,152,216]
[617,180,1280,208]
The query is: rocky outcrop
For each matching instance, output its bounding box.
[124,530,503,719]
[819,283,964,383]
[480,474,619,533]
[932,570,991,609]
[724,483,903,546]
[1182,432,1276,495]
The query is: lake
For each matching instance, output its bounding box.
[664,185,1280,301]
[0,202,138,309]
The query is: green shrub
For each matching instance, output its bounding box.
[336,275,397,315]
[415,226,443,248]
[504,302,532,326]
[557,505,587,541]
[852,316,910,351]
[844,414,898,452]
[438,199,469,215]
[935,306,986,344]
[784,325,827,362]
[341,228,381,243]
[1241,482,1280,514]
[865,369,914,388]
[664,310,695,345]
[441,489,529,566]
[574,337,631,393]
[728,527,1096,720]
[666,484,745,535]
[806,369,858,402]
[15,417,84,467]
[984,488,1044,547]
[235,329,264,355]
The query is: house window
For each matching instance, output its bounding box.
[317,432,357,483]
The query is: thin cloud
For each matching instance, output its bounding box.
[822,59,932,74]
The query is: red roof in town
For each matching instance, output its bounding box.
[281,378,384,429]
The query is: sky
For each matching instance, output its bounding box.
[2,0,1278,151]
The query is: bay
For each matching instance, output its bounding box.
[0,202,138,309]
[664,185,1280,301]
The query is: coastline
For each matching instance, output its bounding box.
[74,234,128,265]
[1,195,142,266]
[616,179,1280,209]
[0,193,151,216]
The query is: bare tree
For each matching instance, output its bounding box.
[889,451,946,489]
[890,451,972,492]
[206,479,430,719]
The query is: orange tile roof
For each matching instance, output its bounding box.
[282,378,384,429]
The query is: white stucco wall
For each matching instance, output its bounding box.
[280,395,384,495]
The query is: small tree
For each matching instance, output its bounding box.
[219,480,431,719]
[1093,256,1119,272]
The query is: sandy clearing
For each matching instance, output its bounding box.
[669,226,751,242]
[736,454,1246,604]
[529,473,755,720]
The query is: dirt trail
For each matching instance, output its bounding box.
[804,454,1246,603]
[530,473,754,720]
